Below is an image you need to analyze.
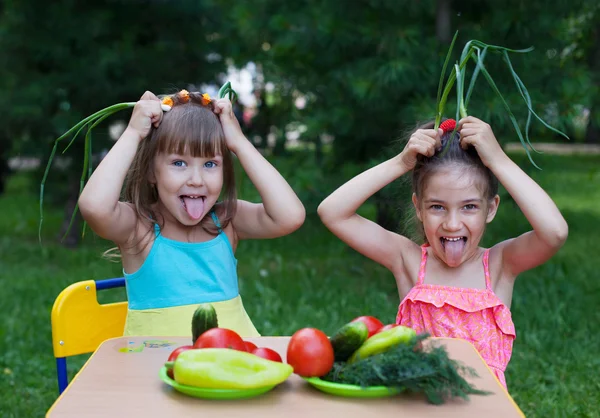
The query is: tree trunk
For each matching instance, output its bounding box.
[314,136,323,167]
[436,0,452,44]
[375,197,394,231]
[584,108,599,143]
[585,21,600,143]
[249,91,271,150]
[0,156,9,195]
[0,136,11,195]
[272,127,287,156]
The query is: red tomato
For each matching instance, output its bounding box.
[244,341,258,352]
[286,328,334,377]
[373,324,398,335]
[166,345,194,379]
[167,345,195,362]
[193,328,247,351]
[252,347,283,363]
[351,316,384,337]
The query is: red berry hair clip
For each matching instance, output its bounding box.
[439,119,456,134]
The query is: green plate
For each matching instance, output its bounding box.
[159,366,277,400]
[303,377,403,398]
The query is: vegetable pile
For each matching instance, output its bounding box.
[164,308,488,404]
[288,316,490,405]
[164,303,291,390]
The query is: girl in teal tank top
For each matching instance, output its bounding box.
[123,212,259,337]
[76,87,306,339]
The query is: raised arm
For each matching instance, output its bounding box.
[213,99,305,240]
[458,116,568,276]
[78,92,164,244]
[317,128,442,271]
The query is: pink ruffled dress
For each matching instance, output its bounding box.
[396,245,516,389]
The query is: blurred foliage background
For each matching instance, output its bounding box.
[0,0,599,416]
[0,0,598,234]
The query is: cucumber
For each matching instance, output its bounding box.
[191,303,219,343]
[348,325,416,364]
[329,321,369,362]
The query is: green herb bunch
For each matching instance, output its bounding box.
[322,333,490,405]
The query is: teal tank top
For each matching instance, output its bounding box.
[123,212,239,310]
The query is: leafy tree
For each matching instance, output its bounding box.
[559,2,600,142]
[214,0,593,226]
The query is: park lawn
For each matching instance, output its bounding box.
[0,152,598,417]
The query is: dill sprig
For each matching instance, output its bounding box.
[322,334,491,405]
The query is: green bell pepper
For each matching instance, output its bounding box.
[348,325,416,364]
[171,348,293,389]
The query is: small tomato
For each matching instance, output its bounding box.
[286,328,334,377]
[166,345,194,379]
[252,347,283,363]
[193,328,247,351]
[351,316,384,337]
[168,345,195,362]
[244,341,258,352]
[373,324,398,335]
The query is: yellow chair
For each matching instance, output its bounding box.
[51,278,127,394]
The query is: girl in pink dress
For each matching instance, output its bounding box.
[318,116,568,390]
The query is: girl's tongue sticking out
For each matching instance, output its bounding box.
[441,237,466,266]
[181,196,205,220]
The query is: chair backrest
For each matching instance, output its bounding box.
[51,278,127,393]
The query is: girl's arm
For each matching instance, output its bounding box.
[459,116,568,276]
[317,128,442,271]
[213,99,305,240]
[78,92,164,244]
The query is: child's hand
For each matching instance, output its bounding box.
[399,128,443,170]
[126,91,164,141]
[458,116,506,168]
[213,98,245,153]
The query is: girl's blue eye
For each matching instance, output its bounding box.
[173,160,186,167]
[204,161,217,168]
[430,205,444,210]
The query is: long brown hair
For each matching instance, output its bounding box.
[125,91,237,238]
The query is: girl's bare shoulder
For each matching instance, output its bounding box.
[212,203,238,252]
[119,211,156,272]
[488,240,516,283]
[391,236,423,289]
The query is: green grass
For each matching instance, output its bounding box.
[0,152,599,417]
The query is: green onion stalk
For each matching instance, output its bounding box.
[39,82,238,243]
[434,32,569,165]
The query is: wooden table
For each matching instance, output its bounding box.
[47,336,524,417]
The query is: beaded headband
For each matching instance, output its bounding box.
[160,90,213,111]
